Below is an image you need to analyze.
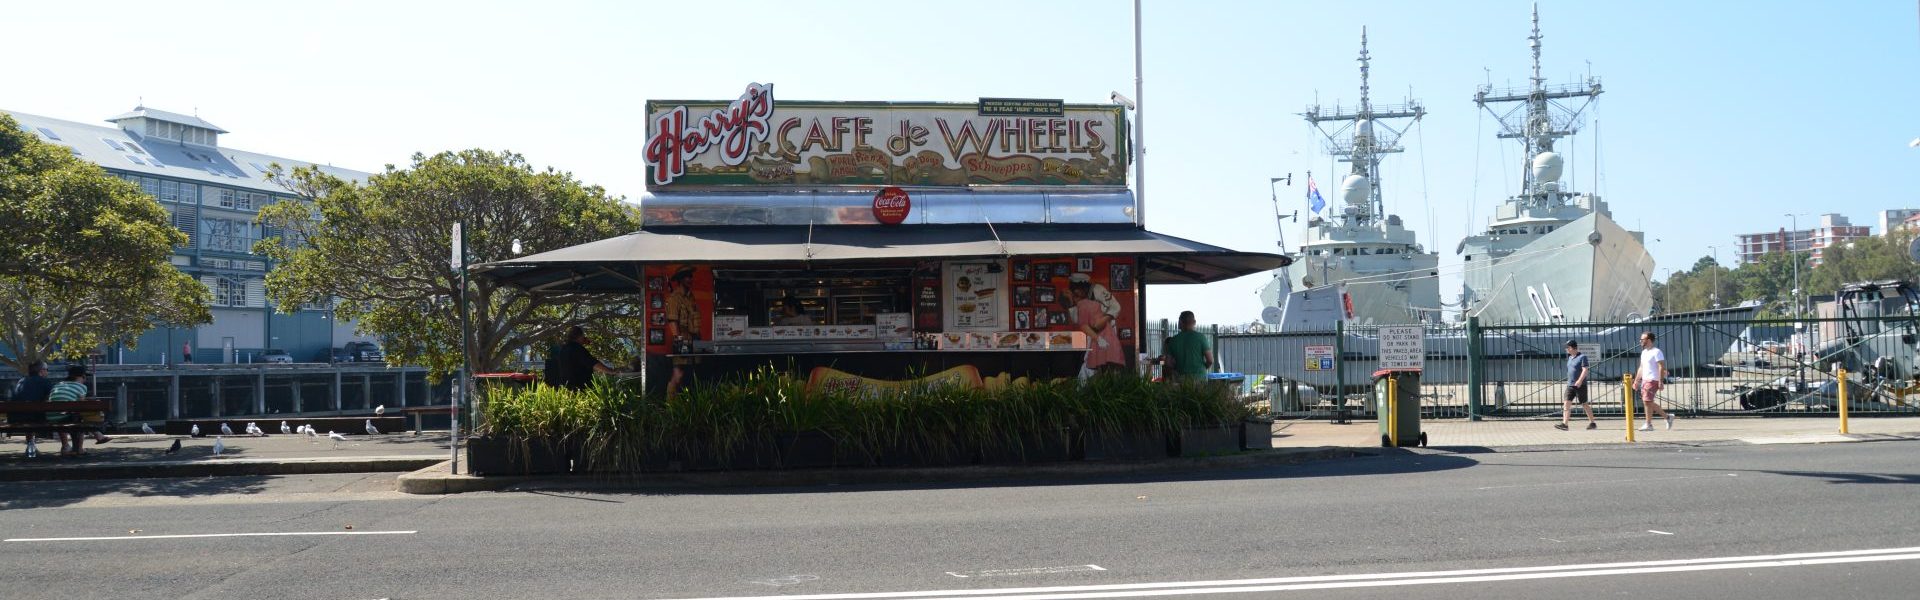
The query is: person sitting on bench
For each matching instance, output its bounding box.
[47,365,95,456]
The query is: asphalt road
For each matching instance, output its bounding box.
[4,442,1920,599]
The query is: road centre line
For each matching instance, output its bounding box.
[1475,473,1738,490]
[910,552,1920,600]
[1649,530,1675,535]
[949,566,1106,578]
[5,530,417,542]
[666,546,1920,600]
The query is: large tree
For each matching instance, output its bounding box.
[256,149,643,377]
[0,114,212,372]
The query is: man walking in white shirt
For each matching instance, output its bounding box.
[1634,331,1675,431]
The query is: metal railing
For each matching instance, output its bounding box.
[1209,315,1920,420]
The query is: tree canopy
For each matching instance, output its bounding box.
[255,149,643,377]
[0,114,212,372]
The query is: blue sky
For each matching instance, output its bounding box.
[8,0,1919,325]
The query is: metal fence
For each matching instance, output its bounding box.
[1200,315,1920,420]
[2,364,445,426]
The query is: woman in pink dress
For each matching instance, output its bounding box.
[1069,279,1125,377]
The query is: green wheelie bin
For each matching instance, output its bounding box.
[1373,368,1426,447]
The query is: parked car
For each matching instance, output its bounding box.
[260,349,293,364]
[343,341,384,363]
[326,348,353,363]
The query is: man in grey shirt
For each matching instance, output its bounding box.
[1556,340,1596,430]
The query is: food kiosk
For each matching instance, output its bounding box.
[473,85,1290,394]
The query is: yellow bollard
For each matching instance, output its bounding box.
[1387,375,1399,447]
[1838,367,1850,434]
[1624,374,1636,443]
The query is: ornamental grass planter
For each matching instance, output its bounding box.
[1173,424,1240,457]
[466,436,574,476]
[1241,418,1275,451]
[978,429,1081,464]
[773,431,841,469]
[1083,429,1169,461]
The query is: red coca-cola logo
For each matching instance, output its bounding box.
[873,187,911,225]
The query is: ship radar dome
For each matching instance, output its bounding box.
[1532,152,1565,183]
[1340,174,1371,207]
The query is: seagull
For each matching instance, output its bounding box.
[164,439,181,454]
[219,422,234,436]
[365,419,379,435]
[374,405,386,416]
[141,423,156,435]
[328,431,347,449]
[280,421,292,435]
[190,424,201,437]
[213,436,225,457]
[245,422,263,436]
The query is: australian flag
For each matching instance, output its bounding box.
[1307,176,1326,213]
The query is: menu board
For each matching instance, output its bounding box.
[876,313,913,340]
[914,261,942,332]
[945,262,1004,331]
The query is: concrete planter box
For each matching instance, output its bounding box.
[1173,424,1239,457]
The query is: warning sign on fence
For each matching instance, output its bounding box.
[1379,326,1425,370]
[1305,345,1334,371]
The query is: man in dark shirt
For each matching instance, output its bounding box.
[10,361,53,423]
[1556,340,1596,430]
[547,326,617,391]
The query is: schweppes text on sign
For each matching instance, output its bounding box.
[644,85,1128,190]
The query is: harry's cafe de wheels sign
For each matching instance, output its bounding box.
[642,83,1130,222]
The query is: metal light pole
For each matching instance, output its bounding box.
[1786,213,1804,318]
[450,222,470,474]
[1708,245,1720,308]
[1132,0,1145,227]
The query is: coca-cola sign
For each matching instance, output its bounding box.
[643,87,1127,190]
[872,187,911,225]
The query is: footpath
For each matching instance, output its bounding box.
[6,417,1917,493]
[0,432,449,482]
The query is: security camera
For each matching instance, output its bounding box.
[1109,91,1136,110]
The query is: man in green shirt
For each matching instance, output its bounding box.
[1162,311,1213,381]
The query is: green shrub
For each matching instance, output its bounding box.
[475,370,1249,471]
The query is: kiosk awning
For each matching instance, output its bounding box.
[473,225,1291,294]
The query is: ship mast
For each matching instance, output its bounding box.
[1302,27,1424,228]
[1475,3,1602,206]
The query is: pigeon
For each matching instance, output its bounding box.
[280,421,292,435]
[365,419,379,435]
[164,439,181,454]
[374,405,386,416]
[213,436,225,457]
[24,437,39,458]
[219,422,233,436]
[141,423,156,435]
[245,422,263,437]
[328,431,347,449]
[190,424,201,437]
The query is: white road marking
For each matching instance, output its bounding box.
[5,530,417,542]
[948,566,1106,578]
[1475,473,1738,490]
[1649,530,1675,535]
[1745,435,1855,445]
[664,546,1920,600]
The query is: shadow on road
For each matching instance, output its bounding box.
[507,449,1480,498]
[0,475,273,510]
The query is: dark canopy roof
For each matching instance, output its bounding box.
[472,224,1290,295]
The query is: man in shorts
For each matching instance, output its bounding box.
[1556,340,1596,430]
[1634,331,1676,431]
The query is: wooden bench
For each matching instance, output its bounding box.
[0,401,110,452]
[400,405,455,435]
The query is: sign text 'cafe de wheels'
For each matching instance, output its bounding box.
[474,83,1290,394]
